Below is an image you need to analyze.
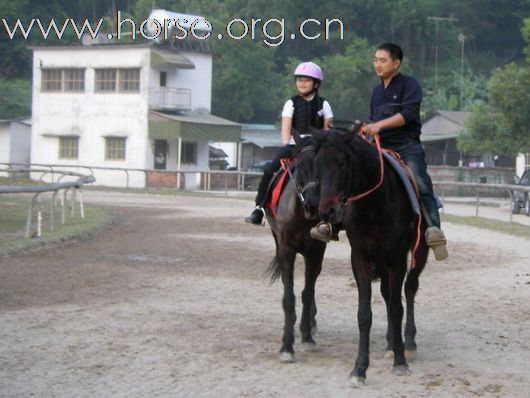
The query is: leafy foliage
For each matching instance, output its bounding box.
[0,0,529,127]
[462,18,530,155]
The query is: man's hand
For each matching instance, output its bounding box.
[361,122,382,136]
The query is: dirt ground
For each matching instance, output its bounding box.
[1,191,529,398]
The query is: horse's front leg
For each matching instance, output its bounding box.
[300,244,325,349]
[350,257,373,386]
[388,257,410,375]
[379,268,394,353]
[404,242,428,358]
[279,247,297,362]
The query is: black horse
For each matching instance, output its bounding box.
[265,131,326,362]
[312,127,428,385]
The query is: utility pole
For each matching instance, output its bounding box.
[458,33,466,110]
[427,16,459,90]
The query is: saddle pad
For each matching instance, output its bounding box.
[382,152,421,216]
[266,160,294,217]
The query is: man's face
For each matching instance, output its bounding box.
[373,49,400,79]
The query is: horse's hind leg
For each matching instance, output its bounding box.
[300,246,324,348]
[279,247,297,362]
[404,242,428,358]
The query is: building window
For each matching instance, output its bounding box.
[119,68,140,91]
[95,68,140,92]
[58,137,79,159]
[159,71,167,87]
[42,68,85,92]
[181,141,197,164]
[95,69,117,92]
[105,137,126,160]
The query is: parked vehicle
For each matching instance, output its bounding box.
[511,169,530,215]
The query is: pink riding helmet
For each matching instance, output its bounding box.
[294,62,323,82]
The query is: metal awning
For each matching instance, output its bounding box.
[148,111,241,142]
[150,49,195,69]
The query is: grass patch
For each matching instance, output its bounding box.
[0,195,113,256]
[441,213,530,239]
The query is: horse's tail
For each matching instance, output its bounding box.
[266,255,281,283]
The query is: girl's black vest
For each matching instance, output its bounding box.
[291,95,325,134]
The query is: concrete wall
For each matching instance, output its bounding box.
[429,165,517,196]
[0,123,10,164]
[10,121,31,164]
[174,51,212,111]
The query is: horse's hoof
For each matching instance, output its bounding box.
[300,342,320,352]
[393,365,411,376]
[279,352,295,363]
[349,375,366,387]
[384,350,394,359]
[405,349,417,361]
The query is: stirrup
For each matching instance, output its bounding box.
[425,227,448,261]
[244,206,266,226]
[310,222,333,242]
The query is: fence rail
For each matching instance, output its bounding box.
[0,166,95,238]
[2,162,529,223]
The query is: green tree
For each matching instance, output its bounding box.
[210,35,282,122]
[0,78,31,118]
[461,18,530,155]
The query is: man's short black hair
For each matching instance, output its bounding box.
[376,43,403,62]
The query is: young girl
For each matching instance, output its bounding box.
[245,62,333,225]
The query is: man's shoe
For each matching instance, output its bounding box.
[425,226,448,261]
[245,207,265,226]
[310,222,338,242]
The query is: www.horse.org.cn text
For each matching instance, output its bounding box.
[1,11,346,47]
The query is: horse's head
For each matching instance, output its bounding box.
[311,123,363,224]
[290,129,320,219]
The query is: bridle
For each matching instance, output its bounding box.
[282,144,318,206]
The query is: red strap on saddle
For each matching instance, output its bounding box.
[267,158,294,217]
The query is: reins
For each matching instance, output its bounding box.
[343,132,385,204]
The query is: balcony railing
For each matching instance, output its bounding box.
[149,87,192,111]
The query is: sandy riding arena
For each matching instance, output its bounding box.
[1,191,529,397]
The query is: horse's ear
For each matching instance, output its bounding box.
[344,120,363,133]
[343,120,363,143]
[351,120,363,133]
[291,128,302,145]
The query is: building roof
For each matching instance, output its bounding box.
[209,146,228,159]
[148,111,241,142]
[151,49,195,69]
[241,124,282,148]
[422,110,471,142]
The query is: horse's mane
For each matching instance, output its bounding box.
[314,129,382,199]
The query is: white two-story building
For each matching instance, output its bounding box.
[31,16,240,189]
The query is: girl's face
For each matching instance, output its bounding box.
[296,77,317,96]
